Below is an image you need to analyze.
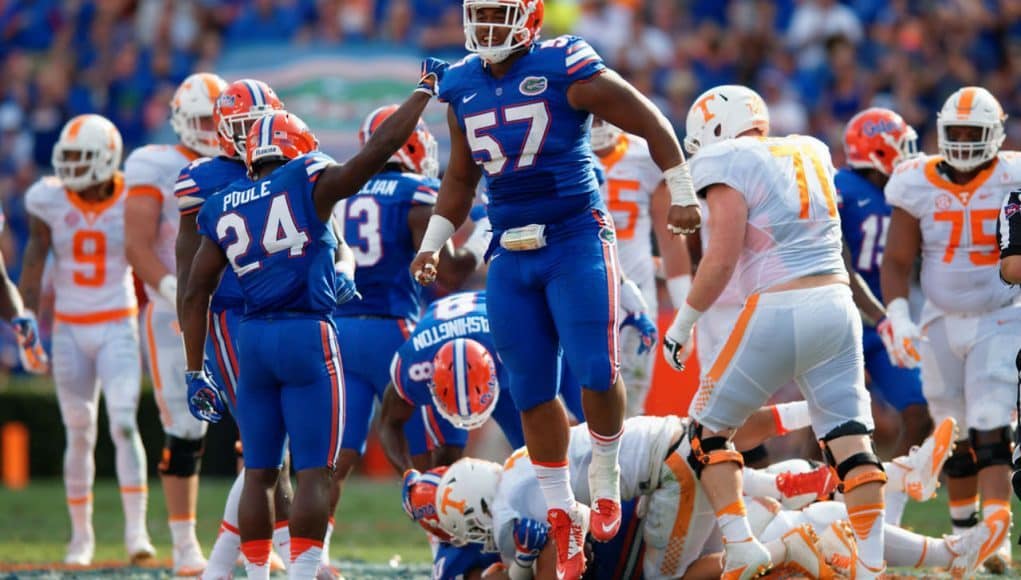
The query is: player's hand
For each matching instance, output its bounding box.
[401,469,422,520]
[662,308,696,371]
[410,252,439,286]
[666,204,702,236]
[621,313,658,355]
[12,312,48,374]
[512,517,549,567]
[335,272,362,305]
[416,58,449,97]
[186,370,225,423]
[878,298,921,369]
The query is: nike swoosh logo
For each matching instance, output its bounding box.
[463,93,478,104]
[600,521,617,533]
[556,569,567,580]
[984,519,1006,554]
[857,199,870,207]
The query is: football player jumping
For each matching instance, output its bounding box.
[409,3,700,577]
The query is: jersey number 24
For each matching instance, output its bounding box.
[216,195,310,276]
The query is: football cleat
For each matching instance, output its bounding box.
[126,534,156,566]
[548,503,590,580]
[173,542,207,577]
[895,417,957,501]
[775,464,838,505]
[949,509,1011,578]
[721,537,772,580]
[781,524,834,580]
[817,520,856,577]
[589,497,622,542]
[982,534,1012,575]
[64,537,95,567]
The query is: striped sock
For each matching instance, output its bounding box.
[589,427,623,501]
[950,495,979,534]
[533,460,575,513]
[847,502,886,573]
[289,537,323,579]
[205,521,241,580]
[241,539,272,580]
[716,499,753,543]
[272,520,290,570]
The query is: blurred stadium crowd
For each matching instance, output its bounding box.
[2,0,1021,280]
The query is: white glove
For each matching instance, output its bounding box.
[878,297,921,369]
[620,278,649,315]
[663,303,701,371]
[158,275,178,304]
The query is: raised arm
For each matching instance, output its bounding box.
[568,70,701,234]
[313,60,447,220]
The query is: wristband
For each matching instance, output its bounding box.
[664,163,697,207]
[335,260,355,279]
[668,301,703,338]
[666,274,692,309]
[419,214,456,254]
[886,297,911,323]
[158,274,178,304]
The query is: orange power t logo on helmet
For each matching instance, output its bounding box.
[694,94,716,122]
[440,487,466,515]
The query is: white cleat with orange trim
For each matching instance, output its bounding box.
[948,509,1011,578]
[65,536,95,567]
[126,533,156,565]
[817,520,856,577]
[721,537,772,580]
[981,525,1013,576]
[173,542,207,577]
[895,417,958,502]
[780,524,833,579]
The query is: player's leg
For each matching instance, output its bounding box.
[487,250,584,574]
[280,319,345,579]
[963,310,1021,573]
[235,318,289,580]
[919,316,975,535]
[95,318,153,561]
[52,323,100,565]
[142,302,207,574]
[490,367,525,448]
[618,278,657,418]
[547,218,625,542]
[798,288,886,578]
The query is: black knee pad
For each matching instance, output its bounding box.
[686,422,743,478]
[969,427,1013,471]
[819,422,885,492]
[944,446,978,479]
[741,443,769,467]
[159,436,204,477]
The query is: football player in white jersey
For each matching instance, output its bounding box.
[18,114,154,566]
[662,85,886,579]
[591,119,693,417]
[122,72,226,576]
[881,86,1021,572]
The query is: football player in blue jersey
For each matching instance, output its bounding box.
[837,108,930,526]
[329,105,488,526]
[174,79,305,579]
[0,204,46,373]
[179,63,445,580]
[409,2,700,576]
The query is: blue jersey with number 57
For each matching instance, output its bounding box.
[439,35,607,231]
[197,153,338,317]
[390,292,494,406]
[333,169,439,320]
[176,156,249,311]
[836,167,890,300]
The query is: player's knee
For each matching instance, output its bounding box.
[106,408,138,443]
[741,443,770,469]
[969,427,1012,471]
[332,450,361,482]
[820,422,886,493]
[62,404,93,433]
[686,422,742,479]
[158,436,204,477]
[944,443,979,479]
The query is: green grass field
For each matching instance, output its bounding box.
[1,478,1019,578]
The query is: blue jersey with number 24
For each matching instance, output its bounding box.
[439,35,607,231]
[836,167,890,300]
[197,153,338,317]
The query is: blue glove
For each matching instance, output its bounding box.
[621,313,658,355]
[12,313,48,374]
[186,370,225,423]
[513,518,549,567]
[335,272,361,305]
[401,469,422,520]
[416,58,448,97]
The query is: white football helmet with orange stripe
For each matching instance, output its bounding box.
[170,72,227,158]
[937,86,1006,172]
[434,458,501,552]
[52,114,123,192]
[683,85,770,156]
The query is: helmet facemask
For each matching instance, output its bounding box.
[173,113,220,158]
[938,120,1004,172]
[590,119,623,152]
[464,0,536,64]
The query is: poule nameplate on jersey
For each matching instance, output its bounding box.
[499,224,547,251]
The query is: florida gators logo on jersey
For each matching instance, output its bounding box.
[519,76,548,96]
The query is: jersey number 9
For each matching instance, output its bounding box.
[72,230,106,287]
